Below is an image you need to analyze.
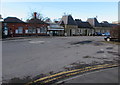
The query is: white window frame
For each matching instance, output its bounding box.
[15,29,19,34]
[18,27,23,34]
[37,28,40,33]
[32,29,36,34]
[25,29,28,33]
[40,27,46,33]
[4,27,8,35]
[28,28,33,34]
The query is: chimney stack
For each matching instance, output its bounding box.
[34,12,37,19]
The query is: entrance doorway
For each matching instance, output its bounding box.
[70,29,72,36]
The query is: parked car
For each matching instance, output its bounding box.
[104,35,119,41]
[104,36,111,41]
[93,32,102,36]
[102,33,105,36]
[105,25,120,42]
[102,32,110,36]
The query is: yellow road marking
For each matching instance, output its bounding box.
[26,64,118,85]
[43,64,118,83]
[29,64,111,84]
[32,69,82,83]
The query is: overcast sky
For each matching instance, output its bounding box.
[1,1,119,23]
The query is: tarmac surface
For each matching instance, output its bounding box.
[2,36,119,82]
[65,67,118,83]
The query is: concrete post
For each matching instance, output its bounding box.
[0,15,3,39]
[0,22,1,37]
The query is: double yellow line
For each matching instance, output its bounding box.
[26,63,118,85]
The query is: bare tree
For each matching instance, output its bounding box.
[26,12,49,36]
[28,12,49,22]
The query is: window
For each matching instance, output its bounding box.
[4,23,7,26]
[72,29,75,34]
[28,28,36,34]
[25,29,28,33]
[4,27,8,30]
[15,29,18,34]
[4,27,8,35]
[37,28,40,33]
[78,29,81,33]
[28,28,33,33]
[40,27,46,33]
[15,27,23,34]
[17,27,23,34]
[33,29,36,33]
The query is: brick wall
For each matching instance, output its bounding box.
[2,22,48,37]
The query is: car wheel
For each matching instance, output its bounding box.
[106,38,110,41]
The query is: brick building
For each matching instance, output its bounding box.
[2,12,49,37]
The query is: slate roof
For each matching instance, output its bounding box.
[100,21,111,27]
[4,17,24,23]
[79,22,92,28]
[75,19,92,28]
[60,15,77,25]
[28,18,48,25]
[109,23,118,27]
[87,18,101,27]
[75,19,82,23]
[60,21,65,25]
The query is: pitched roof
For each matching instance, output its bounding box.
[87,18,101,27]
[75,19,92,28]
[27,18,48,24]
[75,19,82,23]
[109,23,118,27]
[4,17,24,23]
[60,15,77,25]
[100,21,111,27]
[59,21,64,25]
[79,22,92,28]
